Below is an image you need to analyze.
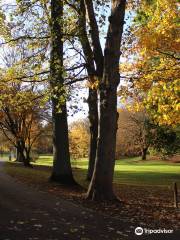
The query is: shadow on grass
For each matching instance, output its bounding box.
[114,170,180,186]
[5,161,180,188]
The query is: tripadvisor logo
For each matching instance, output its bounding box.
[135,227,143,235]
[135,227,174,235]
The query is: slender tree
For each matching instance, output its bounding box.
[76,0,104,180]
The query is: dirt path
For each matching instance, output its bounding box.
[0,159,179,240]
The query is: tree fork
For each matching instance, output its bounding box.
[86,0,126,201]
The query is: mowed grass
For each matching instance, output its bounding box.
[35,155,180,186]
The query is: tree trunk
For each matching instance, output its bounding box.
[16,146,23,162]
[87,89,98,180]
[141,147,148,160]
[25,147,31,162]
[50,0,75,185]
[50,102,75,184]
[87,0,126,201]
[87,88,119,200]
[16,140,31,167]
[78,0,102,181]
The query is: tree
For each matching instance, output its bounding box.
[69,119,89,159]
[1,0,80,183]
[63,0,103,180]
[127,111,151,160]
[148,124,180,158]
[34,123,53,154]
[0,80,46,166]
[122,0,179,126]
[0,46,47,166]
[116,108,150,159]
[77,0,103,180]
[0,131,12,156]
[49,0,76,184]
[87,0,126,201]
[116,107,180,160]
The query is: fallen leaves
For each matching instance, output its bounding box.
[33,224,43,228]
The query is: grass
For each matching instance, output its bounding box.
[33,155,180,187]
[0,153,9,161]
[2,154,180,186]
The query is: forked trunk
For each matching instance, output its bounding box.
[87,89,119,200]
[78,0,103,181]
[87,0,126,201]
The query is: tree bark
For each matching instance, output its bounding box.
[50,0,75,185]
[78,0,103,180]
[87,0,126,201]
[25,147,31,162]
[87,89,98,180]
[16,146,23,162]
[141,147,148,160]
[16,140,31,167]
[84,0,104,76]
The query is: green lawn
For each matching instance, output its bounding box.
[35,156,180,186]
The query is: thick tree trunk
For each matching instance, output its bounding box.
[87,0,126,201]
[87,89,98,180]
[50,102,75,184]
[16,146,23,162]
[141,147,148,160]
[87,89,119,200]
[50,0,75,184]
[25,147,31,162]
[16,149,24,162]
[16,140,31,167]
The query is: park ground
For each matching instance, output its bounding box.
[1,155,180,239]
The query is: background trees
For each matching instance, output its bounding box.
[121,0,180,126]
[0,46,47,166]
[34,123,53,155]
[116,109,150,159]
[69,119,89,159]
[116,108,180,160]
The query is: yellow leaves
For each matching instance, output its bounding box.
[86,77,99,90]
[145,79,180,126]
[133,0,179,60]
[69,120,89,159]
[125,98,145,114]
[91,80,99,90]
[0,10,11,41]
[125,5,180,127]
